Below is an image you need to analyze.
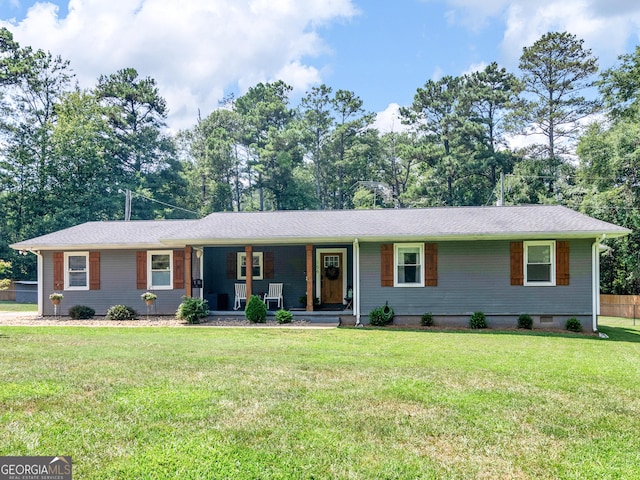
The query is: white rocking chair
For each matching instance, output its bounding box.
[234,283,247,310]
[263,283,283,309]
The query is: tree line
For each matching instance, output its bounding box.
[1,28,639,294]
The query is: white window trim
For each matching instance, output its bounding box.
[237,252,264,280]
[147,250,173,290]
[64,251,89,291]
[394,243,424,287]
[524,240,556,287]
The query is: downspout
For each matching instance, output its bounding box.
[35,250,43,317]
[592,234,606,333]
[199,248,204,300]
[353,238,361,326]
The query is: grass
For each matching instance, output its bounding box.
[0,300,37,312]
[1,320,639,479]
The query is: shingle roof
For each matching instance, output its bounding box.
[11,220,199,250]
[11,205,629,251]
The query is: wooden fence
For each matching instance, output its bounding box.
[600,294,640,319]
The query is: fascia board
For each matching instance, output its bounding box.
[160,230,630,246]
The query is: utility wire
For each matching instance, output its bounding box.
[128,190,200,218]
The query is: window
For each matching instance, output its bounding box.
[394,244,423,287]
[148,251,173,289]
[65,252,89,290]
[324,255,340,268]
[237,252,263,280]
[524,241,555,286]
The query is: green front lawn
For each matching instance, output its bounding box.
[0,300,37,312]
[1,321,639,479]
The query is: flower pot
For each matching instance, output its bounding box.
[145,299,154,306]
[51,299,60,305]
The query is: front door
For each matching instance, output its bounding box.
[320,252,343,304]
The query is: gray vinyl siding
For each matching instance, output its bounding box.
[203,245,352,310]
[359,239,593,317]
[41,250,186,316]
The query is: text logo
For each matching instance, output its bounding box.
[0,456,72,480]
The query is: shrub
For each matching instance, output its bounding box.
[369,304,394,326]
[369,307,386,326]
[176,297,209,324]
[517,313,533,330]
[565,317,583,332]
[68,305,95,320]
[298,295,320,306]
[469,311,487,329]
[106,305,137,321]
[275,308,294,324]
[421,312,434,327]
[245,295,267,323]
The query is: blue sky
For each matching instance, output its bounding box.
[1,0,639,131]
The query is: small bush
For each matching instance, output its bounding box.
[469,311,487,329]
[298,295,320,306]
[369,307,387,326]
[565,317,583,332]
[176,297,209,324]
[106,305,137,321]
[275,309,294,324]
[245,295,267,323]
[517,313,533,330]
[421,312,434,327]
[68,305,95,320]
[369,304,394,326]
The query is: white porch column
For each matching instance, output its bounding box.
[36,251,43,317]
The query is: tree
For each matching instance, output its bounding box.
[402,75,472,205]
[47,90,120,224]
[234,81,304,210]
[327,89,377,209]
[598,45,640,121]
[462,62,521,187]
[300,84,333,209]
[179,107,247,213]
[577,121,640,294]
[575,46,640,294]
[517,31,599,161]
[95,68,179,219]
[379,131,424,207]
[95,68,169,174]
[0,28,74,279]
[0,259,11,290]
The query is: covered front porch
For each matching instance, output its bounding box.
[189,243,356,314]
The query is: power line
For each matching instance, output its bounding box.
[126,190,200,218]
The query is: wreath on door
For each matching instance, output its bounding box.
[325,265,340,280]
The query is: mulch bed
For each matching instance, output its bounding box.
[0,314,312,327]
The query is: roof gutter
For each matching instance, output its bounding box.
[9,242,188,252]
[159,230,631,247]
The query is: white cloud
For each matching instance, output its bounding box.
[431,0,640,69]
[431,66,445,81]
[373,103,411,134]
[1,0,357,130]
[462,62,488,76]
